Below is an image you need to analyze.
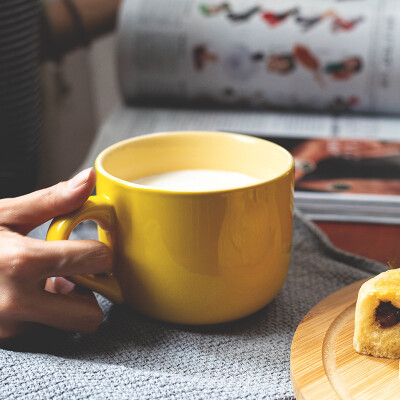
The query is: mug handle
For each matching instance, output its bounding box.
[46,195,124,304]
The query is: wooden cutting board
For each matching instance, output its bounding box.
[290,279,400,399]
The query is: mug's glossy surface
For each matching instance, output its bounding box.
[47,131,294,325]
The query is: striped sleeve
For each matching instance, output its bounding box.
[0,0,41,198]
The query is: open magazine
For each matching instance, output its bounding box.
[253,134,400,224]
[111,0,400,224]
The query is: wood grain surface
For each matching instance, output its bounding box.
[290,279,400,400]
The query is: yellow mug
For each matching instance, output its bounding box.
[47,131,294,325]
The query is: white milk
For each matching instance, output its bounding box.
[132,169,262,191]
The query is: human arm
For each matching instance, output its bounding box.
[41,0,121,60]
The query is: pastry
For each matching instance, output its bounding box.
[353,269,400,358]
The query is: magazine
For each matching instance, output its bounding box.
[91,0,400,224]
[117,0,400,113]
[83,105,400,224]
[253,134,400,224]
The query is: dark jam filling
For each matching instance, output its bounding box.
[375,301,400,328]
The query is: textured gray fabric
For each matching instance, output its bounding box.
[1,210,384,400]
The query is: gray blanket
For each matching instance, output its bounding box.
[1,210,384,400]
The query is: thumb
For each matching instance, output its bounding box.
[0,168,96,235]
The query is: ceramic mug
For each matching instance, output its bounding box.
[47,131,294,325]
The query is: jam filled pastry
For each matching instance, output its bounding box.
[354,269,400,358]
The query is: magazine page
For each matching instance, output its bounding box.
[117,0,400,114]
[263,135,400,196]
[264,134,400,223]
[83,106,400,165]
[80,105,400,223]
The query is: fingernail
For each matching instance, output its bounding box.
[68,168,92,189]
[57,279,76,295]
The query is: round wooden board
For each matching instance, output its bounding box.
[290,279,400,400]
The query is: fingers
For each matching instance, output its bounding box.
[0,168,95,235]
[54,277,76,294]
[45,277,75,295]
[29,290,103,333]
[0,168,108,338]
[7,235,113,280]
[0,318,31,341]
[1,277,102,338]
[1,288,103,334]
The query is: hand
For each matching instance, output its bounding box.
[0,168,112,341]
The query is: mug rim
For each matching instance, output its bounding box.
[95,131,294,195]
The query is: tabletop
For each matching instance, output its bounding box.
[315,221,400,266]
